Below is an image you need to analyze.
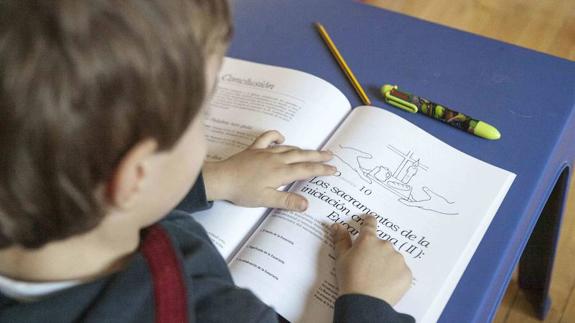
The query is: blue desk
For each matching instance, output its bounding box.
[227,1,575,322]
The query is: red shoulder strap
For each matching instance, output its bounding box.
[141,224,189,323]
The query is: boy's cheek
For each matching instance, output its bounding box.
[176,120,208,192]
[184,121,207,172]
[141,116,206,220]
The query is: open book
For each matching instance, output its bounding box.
[191,57,516,323]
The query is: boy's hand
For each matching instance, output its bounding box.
[203,130,336,211]
[333,215,413,305]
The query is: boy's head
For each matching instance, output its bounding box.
[0,0,232,249]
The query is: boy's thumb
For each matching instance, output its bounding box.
[332,223,352,258]
[262,190,308,211]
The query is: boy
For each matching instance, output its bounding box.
[0,0,414,322]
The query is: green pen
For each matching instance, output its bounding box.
[381,84,501,140]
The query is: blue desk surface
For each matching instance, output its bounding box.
[228,0,575,322]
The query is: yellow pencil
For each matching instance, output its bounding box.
[315,22,371,106]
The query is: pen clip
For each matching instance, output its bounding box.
[382,85,418,113]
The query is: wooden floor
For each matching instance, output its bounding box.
[364,0,575,61]
[364,0,575,322]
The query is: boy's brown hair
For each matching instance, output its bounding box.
[0,0,232,249]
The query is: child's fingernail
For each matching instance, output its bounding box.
[323,150,334,158]
[329,166,337,173]
[298,199,308,211]
[331,223,339,233]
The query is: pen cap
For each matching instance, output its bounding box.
[380,84,418,113]
[381,84,395,94]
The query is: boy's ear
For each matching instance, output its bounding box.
[106,139,159,210]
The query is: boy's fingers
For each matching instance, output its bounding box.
[268,145,299,153]
[261,189,308,211]
[358,215,378,238]
[282,163,336,183]
[332,224,352,258]
[281,149,333,163]
[251,130,285,149]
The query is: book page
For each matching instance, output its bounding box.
[191,58,351,260]
[228,106,516,322]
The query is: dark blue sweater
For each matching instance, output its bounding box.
[0,175,414,322]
